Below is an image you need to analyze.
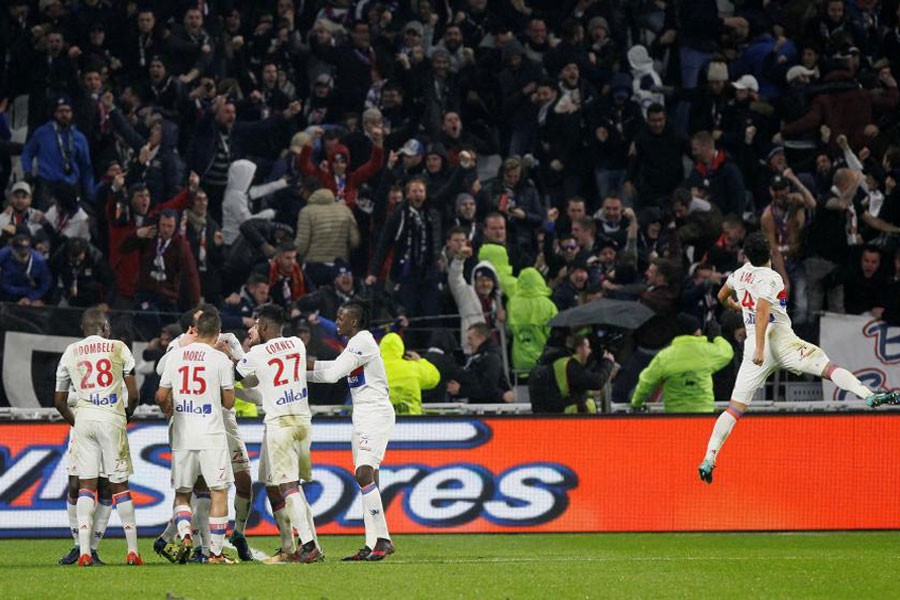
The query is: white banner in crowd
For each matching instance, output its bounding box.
[820,312,900,400]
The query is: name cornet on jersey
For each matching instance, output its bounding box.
[276,388,308,405]
[175,399,213,414]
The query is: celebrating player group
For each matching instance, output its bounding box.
[54,299,395,566]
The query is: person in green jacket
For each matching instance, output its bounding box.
[630,313,734,413]
[508,267,557,371]
[478,242,518,298]
[379,332,440,415]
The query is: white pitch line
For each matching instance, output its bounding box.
[365,555,900,565]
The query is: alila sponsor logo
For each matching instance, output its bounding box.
[175,400,213,414]
[276,388,308,406]
[88,392,117,406]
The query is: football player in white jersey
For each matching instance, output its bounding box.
[58,391,115,565]
[237,304,322,563]
[152,305,255,562]
[157,310,236,564]
[54,308,143,567]
[698,232,899,483]
[308,300,396,561]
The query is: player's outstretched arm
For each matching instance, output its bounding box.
[717,283,741,312]
[307,350,361,384]
[54,391,75,426]
[753,298,771,365]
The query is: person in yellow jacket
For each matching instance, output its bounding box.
[630,313,734,413]
[379,332,440,415]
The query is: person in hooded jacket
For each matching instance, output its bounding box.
[294,188,360,287]
[221,159,288,246]
[448,243,505,352]
[297,126,385,211]
[507,267,557,372]
[379,332,440,415]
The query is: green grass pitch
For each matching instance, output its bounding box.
[6,533,900,599]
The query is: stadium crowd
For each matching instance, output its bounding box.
[2,0,900,412]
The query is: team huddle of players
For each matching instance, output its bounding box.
[54,299,396,566]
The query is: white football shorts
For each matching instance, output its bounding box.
[223,410,251,474]
[351,404,395,469]
[171,446,234,492]
[70,419,132,483]
[732,326,830,404]
[258,417,312,486]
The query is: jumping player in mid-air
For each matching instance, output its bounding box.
[698,232,899,483]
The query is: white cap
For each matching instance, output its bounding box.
[731,74,759,92]
[786,65,816,84]
[10,181,32,196]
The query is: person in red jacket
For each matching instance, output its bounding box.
[106,172,198,304]
[297,126,385,210]
[255,240,312,312]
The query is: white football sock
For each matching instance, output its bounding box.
[113,491,139,554]
[830,367,873,400]
[283,486,316,546]
[703,407,742,464]
[209,516,228,556]
[90,497,113,551]
[174,504,193,541]
[273,506,295,554]
[76,489,95,557]
[66,496,79,544]
[191,493,211,554]
[360,482,390,545]
[233,492,252,534]
[160,518,177,543]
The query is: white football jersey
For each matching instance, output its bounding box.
[237,336,311,424]
[159,342,234,450]
[157,332,244,376]
[308,330,391,409]
[55,335,135,426]
[726,263,792,333]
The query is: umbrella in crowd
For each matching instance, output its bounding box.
[547,298,655,330]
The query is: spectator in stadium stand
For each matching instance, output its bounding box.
[609,258,682,404]
[190,94,301,224]
[680,262,726,328]
[843,245,889,316]
[498,39,542,157]
[507,267,557,373]
[367,177,443,339]
[297,125,385,211]
[344,107,383,170]
[485,157,543,268]
[872,247,900,326]
[298,258,368,323]
[703,214,747,275]
[165,7,215,84]
[552,256,589,311]
[0,233,52,305]
[630,313,734,413]
[379,332,440,415]
[529,331,616,414]
[569,215,596,255]
[623,103,690,211]
[0,182,44,246]
[309,19,383,114]
[805,168,863,318]
[446,323,514,404]
[548,196,587,241]
[294,188,361,287]
[670,187,722,261]
[24,27,80,137]
[20,95,95,209]
[181,187,226,305]
[225,219,295,294]
[594,196,632,251]
[41,182,90,249]
[121,208,200,322]
[49,236,115,309]
[221,159,285,247]
[221,273,270,330]
[687,130,747,219]
[588,71,641,202]
[106,176,194,305]
[256,240,311,312]
[448,243,504,352]
[534,75,584,206]
[120,9,166,82]
[684,61,730,137]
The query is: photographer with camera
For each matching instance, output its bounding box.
[529,330,616,414]
[630,313,733,413]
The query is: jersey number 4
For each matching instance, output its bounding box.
[178,366,207,395]
[269,353,302,386]
[741,291,755,309]
[77,359,113,389]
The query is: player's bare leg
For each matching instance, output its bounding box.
[208,488,235,564]
[59,476,81,565]
[262,485,298,563]
[355,466,394,561]
[699,401,748,484]
[230,470,254,561]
